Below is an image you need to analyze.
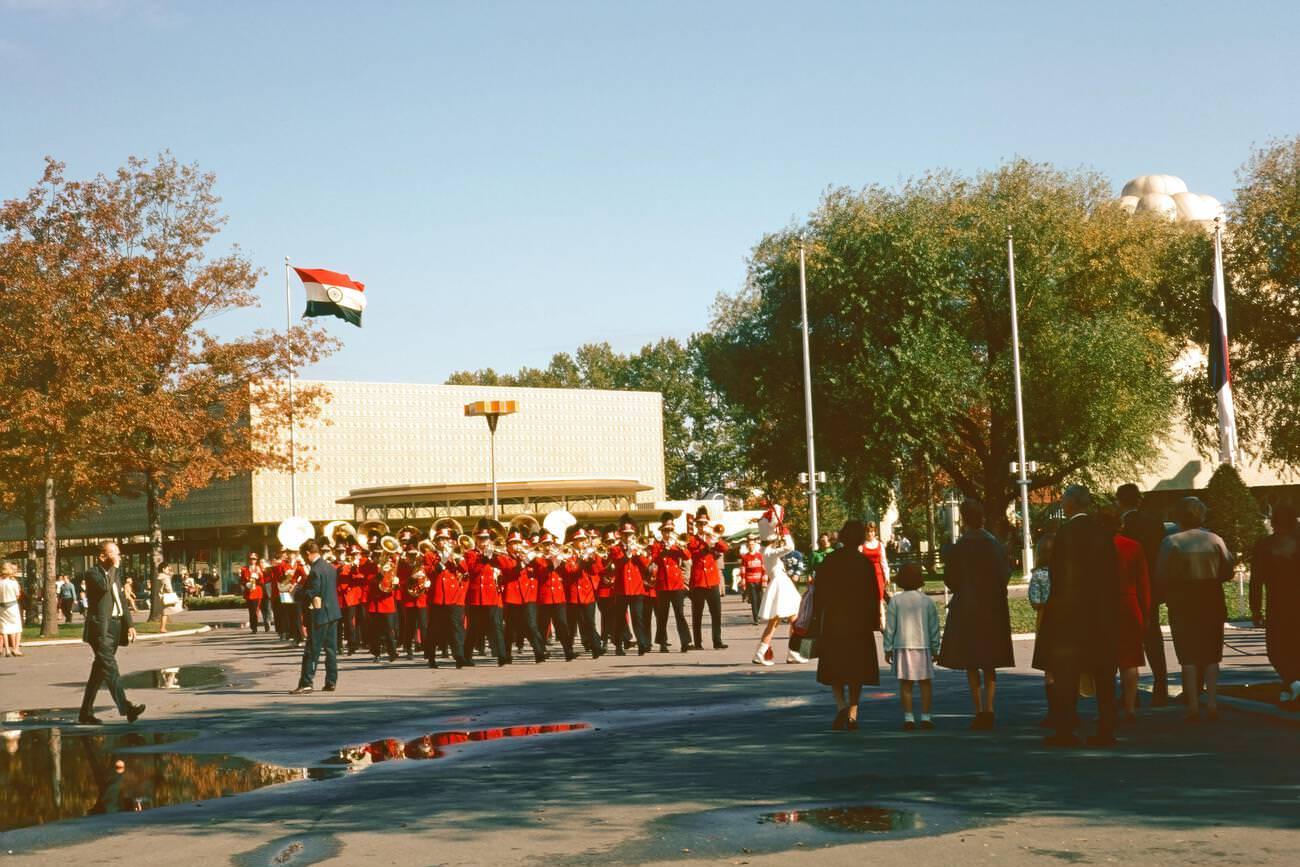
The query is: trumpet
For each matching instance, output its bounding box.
[406,568,428,597]
[379,535,401,556]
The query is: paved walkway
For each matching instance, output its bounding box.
[1,597,1297,866]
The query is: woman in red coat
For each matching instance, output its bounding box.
[1106,509,1152,721]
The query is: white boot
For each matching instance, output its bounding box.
[752,643,774,666]
[787,648,809,664]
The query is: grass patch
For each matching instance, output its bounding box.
[22,619,174,642]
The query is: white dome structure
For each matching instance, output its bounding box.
[1118,174,1222,229]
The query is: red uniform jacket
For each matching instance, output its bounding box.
[739,549,766,586]
[341,562,368,608]
[429,555,468,606]
[562,555,602,605]
[367,562,398,615]
[240,566,264,601]
[687,536,729,589]
[464,550,513,607]
[532,556,566,606]
[609,545,651,597]
[397,559,429,608]
[260,563,280,591]
[500,551,538,605]
[649,543,687,592]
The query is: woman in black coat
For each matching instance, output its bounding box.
[938,499,1014,730]
[1251,504,1300,691]
[812,520,881,731]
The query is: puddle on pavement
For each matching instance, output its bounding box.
[324,722,590,768]
[120,665,228,690]
[757,805,923,833]
[0,727,306,832]
[568,800,970,863]
[1218,681,1300,710]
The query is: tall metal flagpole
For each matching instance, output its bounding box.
[1006,229,1034,574]
[285,257,298,517]
[798,241,820,549]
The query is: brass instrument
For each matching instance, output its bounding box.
[406,565,427,597]
[417,539,436,554]
[396,525,422,546]
[379,534,401,556]
[358,520,390,549]
[324,520,358,546]
[457,534,475,552]
[433,517,464,537]
[378,554,396,592]
[509,514,541,538]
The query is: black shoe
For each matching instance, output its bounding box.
[659,645,669,653]
[322,684,337,692]
[638,648,649,656]
[565,653,577,662]
[387,655,399,662]
[615,648,626,656]
[681,644,690,653]
[592,649,604,659]
[714,643,728,650]
[346,648,355,656]
[498,658,510,667]
[903,720,916,731]
[405,650,414,660]
[125,703,146,723]
[77,714,103,726]
[290,686,313,695]
[427,660,438,669]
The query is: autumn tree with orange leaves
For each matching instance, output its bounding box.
[0,156,336,633]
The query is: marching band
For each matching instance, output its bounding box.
[244,510,734,668]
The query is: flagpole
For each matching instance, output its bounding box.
[285,256,298,517]
[1007,228,1034,575]
[1212,216,1238,468]
[797,240,820,550]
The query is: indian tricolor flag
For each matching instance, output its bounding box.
[293,267,366,327]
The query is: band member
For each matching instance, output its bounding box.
[595,529,620,651]
[241,554,264,633]
[427,530,468,668]
[367,553,400,662]
[397,549,431,660]
[650,522,692,653]
[464,529,510,666]
[275,552,307,646]
[338,545,367,655]
[688,517,729,650]
[609,522,652,655]
[561,529,604,658]
[533,532,576,661]
[265,550,291,637]
[739,532,767,625]
[500,531,546,663]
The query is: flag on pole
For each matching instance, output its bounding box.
[293,267,366,327]
[1209,220,1238,466]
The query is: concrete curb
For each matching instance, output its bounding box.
[21,624,211,648]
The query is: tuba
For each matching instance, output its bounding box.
[509,514,541,538]
[324,520,358,547]
[378,554,396,593]
[276,517,315,551]
[358,520,390,550]
[433,517,464,537]
[379,535,401,556]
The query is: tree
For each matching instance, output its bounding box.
[1222,136,1300,466]
[703,160,1209,535]
[0,160,136,634]
[83,155,337,619]
[1204,464,1266,565]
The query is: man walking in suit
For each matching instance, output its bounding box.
[79,541,146,725]
[1033,484,1122,747]
[1117,483,1170,705]
[291,539,342,694]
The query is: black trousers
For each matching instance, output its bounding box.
[427,604,466,664]
[60,598,75,623]
[80,619,131,718]
[690,585,724,648]
[567,602,600,655]
[1049,666,1118,737]
[340,603,365,652]
[370,611,398,660]
[655,589,691,649]
[614,595,650,653]
[1142,602,1169,694]
[401,606,429,656]
[597,597,619,648]
[638,594,655,646]
[746,583,764,623]
[504,603,545,662]
[537,602,574,658]
[246,600,261,632]
[299,618,339,688]
[465,606,505,660]
[280,603,302,643]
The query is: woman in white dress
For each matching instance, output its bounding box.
[157,565,184,633]
[0,562,24,657]
[752,534,809,666]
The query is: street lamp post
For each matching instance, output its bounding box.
[464,400,518,520]
[1006,228,1035,575]
[797,240,821,550]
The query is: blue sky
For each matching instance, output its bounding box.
[2,0,1297,383]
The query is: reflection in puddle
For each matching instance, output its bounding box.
[120,665,228,690]
[759,805,923,833]
[327,723,589,768]
[0,728,305,832]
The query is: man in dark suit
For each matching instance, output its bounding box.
[79,541,146,725]
[291,539,342,694]
[1032,485,1121,747]
[1117,483,1170,705]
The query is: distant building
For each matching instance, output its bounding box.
[0,380,666,589]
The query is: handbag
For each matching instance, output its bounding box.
[793,584,816,635]
[161,592,180,607]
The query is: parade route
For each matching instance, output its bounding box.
[2,596,1297,866]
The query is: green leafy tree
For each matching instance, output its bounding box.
[1203,464,1266,564]
[703,159,1208,534]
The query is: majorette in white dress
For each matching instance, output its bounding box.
[757,535,801,621]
